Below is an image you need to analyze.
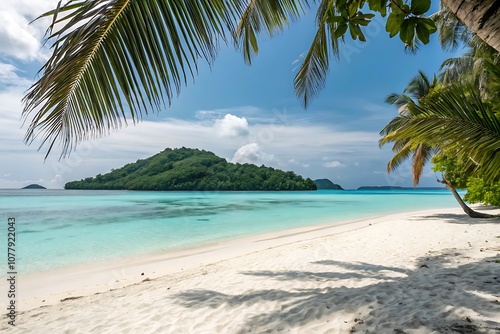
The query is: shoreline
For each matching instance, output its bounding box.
[3,205,499,333]
[6,206,462,310]
[17,210,403,311]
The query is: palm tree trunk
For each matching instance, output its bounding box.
[437,178,497,218]
[441,0,500,52]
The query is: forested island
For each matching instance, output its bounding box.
[65,147,317,191]
[357,186,446,190]
[22,184,47,189]
[313,179,343,190]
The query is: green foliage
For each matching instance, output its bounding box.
[379,71,438,186]
[464,178,500,207]
[381,11,500,209]
[23,0,247,158]
[24,0,441,157]
[432,154,500,207]
[324,0,436,46]
[431,154,468,189]
[64,147,317,191]
[313,179,344,190]
[382,84,500,182]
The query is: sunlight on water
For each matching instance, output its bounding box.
[0,189,458,274]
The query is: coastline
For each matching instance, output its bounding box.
[2,206,499,332]
[14,208,438,311]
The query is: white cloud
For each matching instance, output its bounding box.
[247,123,381,161]
[0,86,29,152]
[323,161,346,168]
[288,158,310,168]
[231,143,274,166]
[0,1,58,61]
[0,104,397,189]
[213,114,249,138]
[195,106,261,120]
[0,63,31,87]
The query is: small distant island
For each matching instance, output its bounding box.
[357,186,446,190]
[22,184,47,189]
[65,147,317,191]
[313,179,343,190]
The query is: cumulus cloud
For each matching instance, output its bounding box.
[0,107,399,189]
[231,143,274,166]
[323,161,346,168]
[0,1,58,61]
[213,114,249,138]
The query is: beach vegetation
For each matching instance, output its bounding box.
[432,154,500,210]
[380,10,500,217]
[64,147,317,191]
[380,70,438,186]
[22,1,500,158]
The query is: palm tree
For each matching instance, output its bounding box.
[22,1,500,158]
[441,0,500,53]
[379,71,438,186]
[433,6,500,98]
[381,83,500,218]
[381,7,500,217]
[23,0,311,158]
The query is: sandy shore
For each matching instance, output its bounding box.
[2,206,499,333]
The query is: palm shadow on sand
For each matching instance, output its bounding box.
[173,250,500,333]
[414,206,500,225]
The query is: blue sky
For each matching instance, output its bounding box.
[1,1,458,189]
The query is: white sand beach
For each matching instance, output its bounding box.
[2,206,500,333]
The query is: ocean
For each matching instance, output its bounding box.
[0,189,459,274]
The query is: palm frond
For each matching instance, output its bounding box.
[379,115,410,138]
[483,60,500,97]
[23,0,244,158]
[431,5,470,52]
[412,143,433,186]
[293,0,341,108]
[404,70,434,101]
[386,141,414,173]
[438,55,474,84]
[235,0,312,64]
[384,85,500,181]
[385,93,413,112]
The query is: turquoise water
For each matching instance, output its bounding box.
[0,189,458,274]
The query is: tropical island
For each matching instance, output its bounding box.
[313,179,344,190]
[65,147,317,191]
[356,186,445,191]
[9,1,500,334]
[22,184,47,189]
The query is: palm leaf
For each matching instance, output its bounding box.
[379,115,411,138]
[384,85,500,181]
[293,0,341,108]
[23,0,244,158]
[431,5,470,52]
[384,93,413,112]
[411,143,433,186]
[235,0,312,64]
[386,141,414,173]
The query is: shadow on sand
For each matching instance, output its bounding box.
[173,250,500,333]
[412,206,500,225]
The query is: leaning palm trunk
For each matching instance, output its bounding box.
[442,0,500,52]
[437,178,498,219]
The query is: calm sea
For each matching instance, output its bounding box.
[0,189,458,274]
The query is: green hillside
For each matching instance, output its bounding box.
[65,147,317,191]
[313,179,344,190]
